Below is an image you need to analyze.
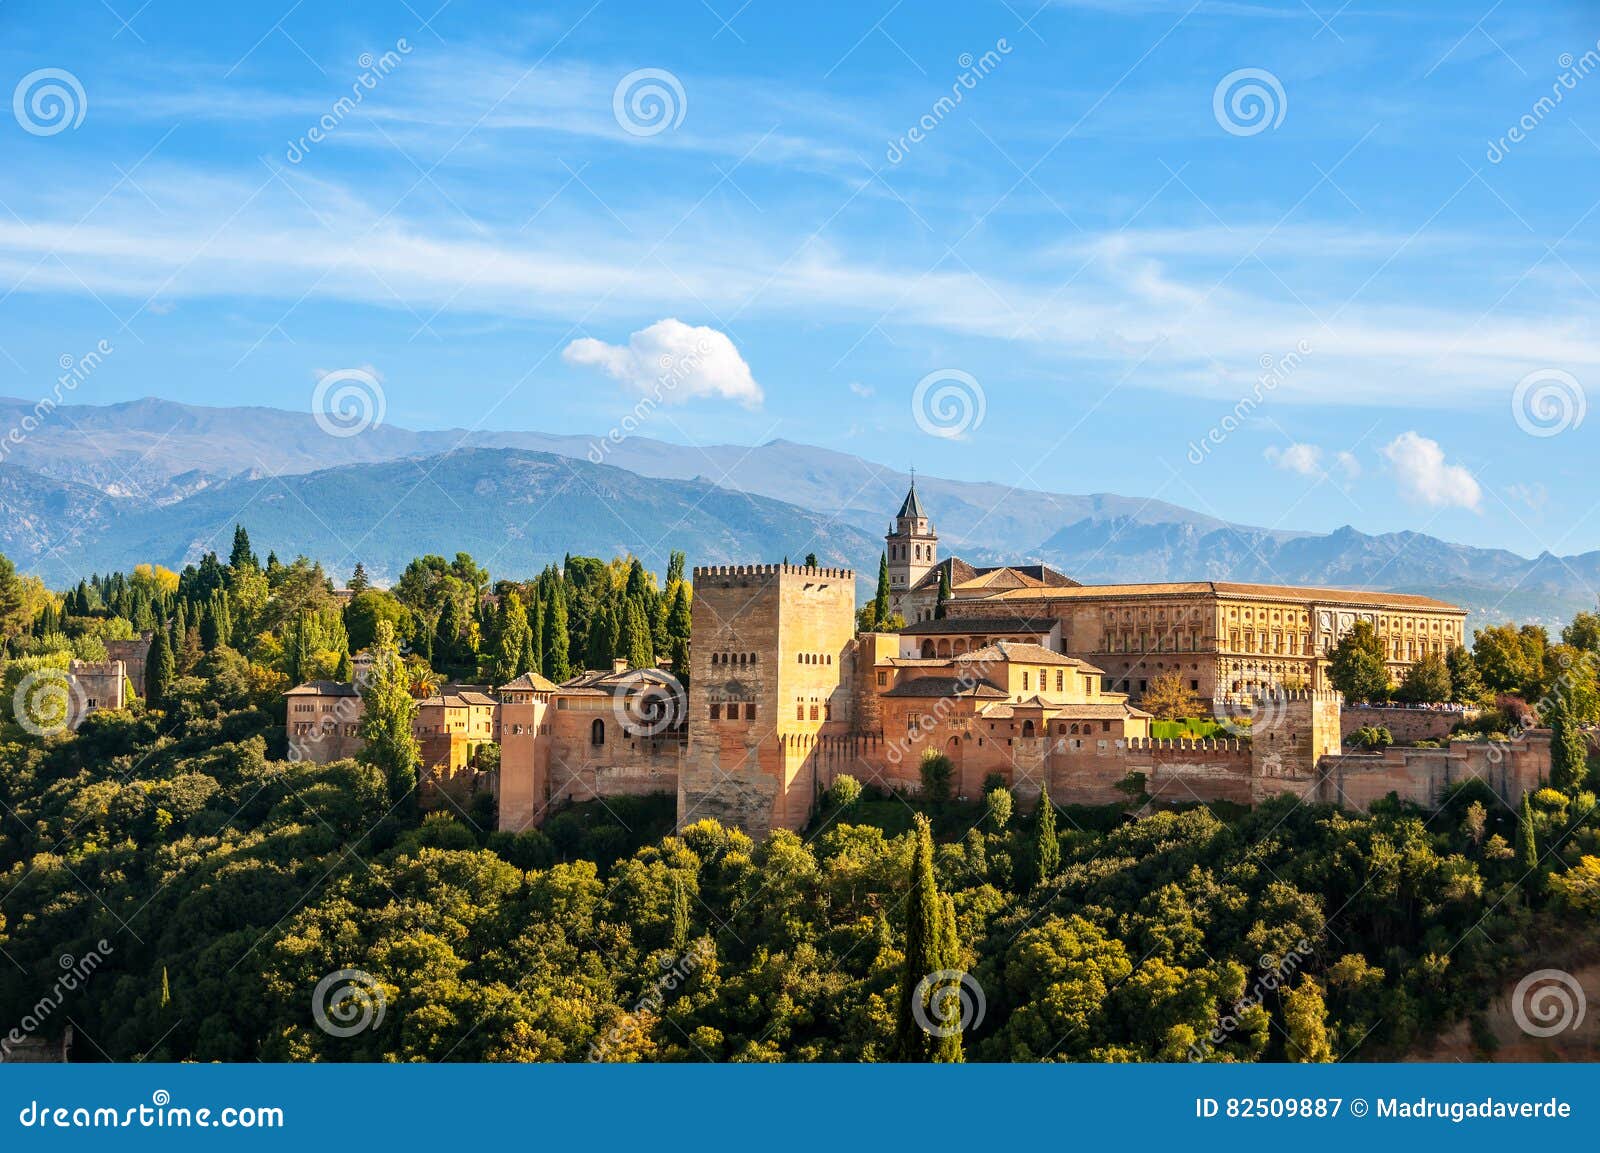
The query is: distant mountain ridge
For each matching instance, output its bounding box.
[0,396,1594,630]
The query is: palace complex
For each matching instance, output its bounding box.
[284,484,1546,841]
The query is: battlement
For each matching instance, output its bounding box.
[692,563,855,581]
[68,659,125,678]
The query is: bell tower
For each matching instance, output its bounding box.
[885,474,937,621]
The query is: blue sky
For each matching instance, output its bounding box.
[3,0,1599,558]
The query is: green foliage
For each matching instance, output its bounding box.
[1033,785,1060,888]
[918,751,953,807]
[1328,620,1390,702]
[826,774,862,809]
[358,621,421,808]
[1395,653,1451,704]
[985,786,1012,831]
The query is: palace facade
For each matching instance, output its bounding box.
[885,481,1468,702]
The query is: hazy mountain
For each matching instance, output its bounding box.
[13,448,877,592]
[1,396,1595,630]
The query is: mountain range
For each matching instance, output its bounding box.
[0,396,1594,632]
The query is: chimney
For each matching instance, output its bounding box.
[612,658,629,674]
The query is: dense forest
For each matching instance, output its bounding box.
[0,531,1598,1062]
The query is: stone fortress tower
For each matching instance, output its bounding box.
[885,477,937,622]
[680,562,858,837]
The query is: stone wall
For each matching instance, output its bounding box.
[1317,734,1549,810]
[1340,705,1473,745]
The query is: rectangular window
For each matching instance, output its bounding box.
[877,671,888,686]
[710,703,721,720]
[1055,670,1064,692]
[810,705,819,721]
[745,703,756,720]
[796,704,804,721]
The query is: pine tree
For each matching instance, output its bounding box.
[544,580,571,682]
[198,601,220,651]
[873,552,891,629]
[228,524,258,570]
[145,627,174,708]
[894,814,962,1061]
[348,562,370,594]
[1034,784,1060,889]
[359,621,421,809]
[334,647,353,682]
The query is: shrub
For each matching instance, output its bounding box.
[827,774,862,809]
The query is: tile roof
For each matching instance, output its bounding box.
[900,615,1059,636]
[952,641,1100,670]
[286,680,360,697]
[499,671,561,692]
[896,482,928,521]
[882,676,1009,700]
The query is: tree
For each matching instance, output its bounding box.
[1328,620,1390,702]
[1517,792,1539,875]
[1548,697,1589,794]
[1473,624,1545,696]
[1142,670,1200,721]
[919,751,953,807]
[1033,784,1060,888]
[986,786,1012,830]
[348,562,371,594]
[934,567,951,621]
[358,621,421,808]
[893,814,962,1062]
[872,553,891,631]
[0,553,25,639]
[543,580,571,682]
[1446,644,1484,704]
[1395,653,1451,704]
[626,596,654,669]
[496,592,532,683]
[228,525,258,571]
[1282,979,1333,1062]
[665,582,691,685]
[144,626,174,708]
[804,553,819,568]
[670,873,691,952]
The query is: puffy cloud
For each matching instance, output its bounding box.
[1264,442,1323,476]
[1381,431,1480,510]
[1333,450,1361,480]
[562,319,762,407]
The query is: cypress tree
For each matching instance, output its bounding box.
[145,626,174,707]
[873,552,891,629]
[935,567,952,620]
[1034,784,1060,889]
[670,873,691,952]
[626,595,654,669]
[1549,700,1589,793]
[587,602,615,671]
[894,814,962,1061]
[359,621,422,809]
[1517,792,1539,873]
[544,581,571,682]
[527,595,544,676]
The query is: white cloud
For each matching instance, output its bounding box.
[1264,442,1323,476]
[848,381,874,398]
[562,319,762,408]
[1381,432,1481,510]
[1334,450,1361,480]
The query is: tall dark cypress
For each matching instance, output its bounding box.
[145,627,174,708]
[894,814,961,1061]
[873,552,891,629]
[1034,784,1060,889]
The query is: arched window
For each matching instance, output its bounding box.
[590,718,605,746]
[1022,720,1035,738]
[921,641,936,659]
